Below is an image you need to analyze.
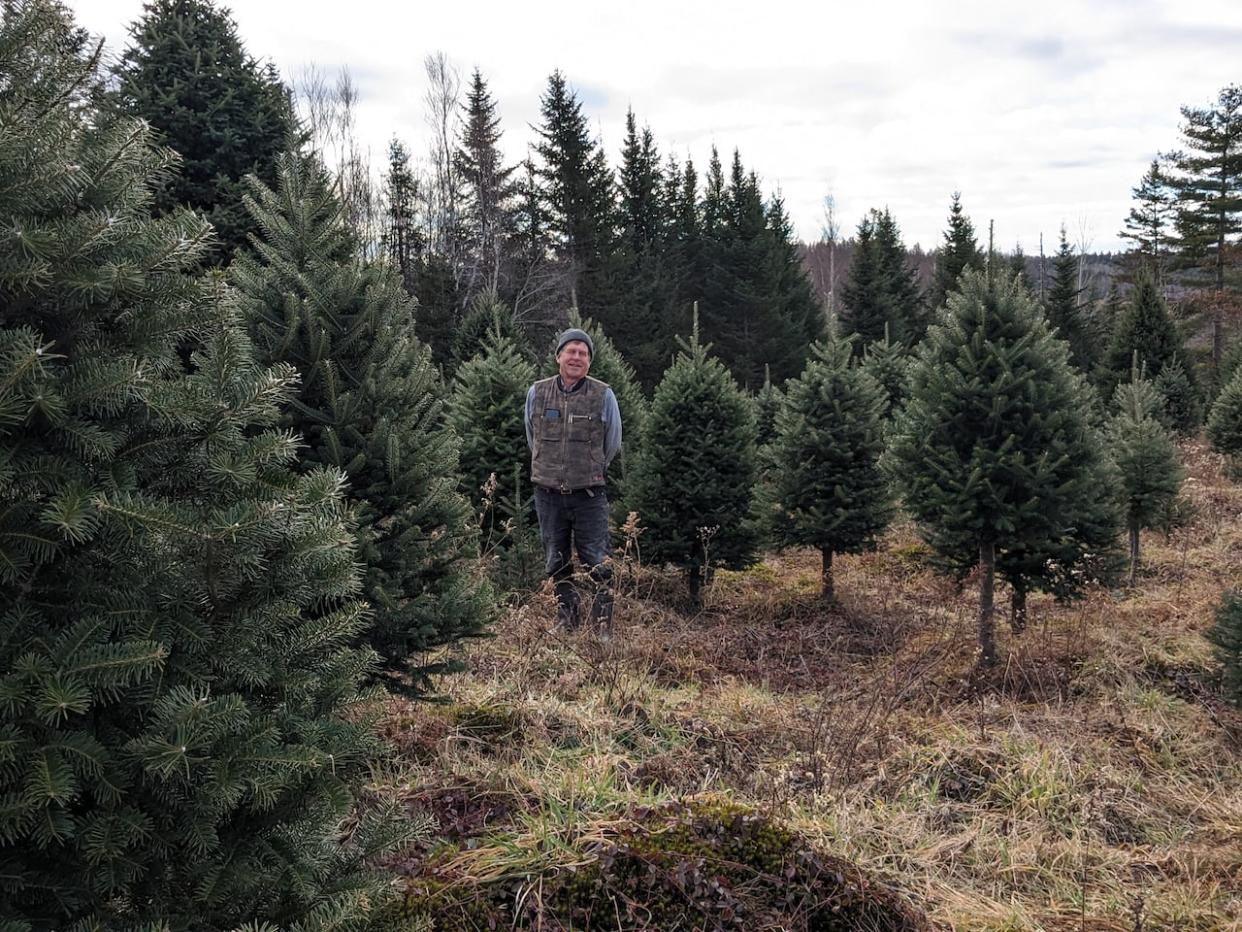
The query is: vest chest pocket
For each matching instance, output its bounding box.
[567,414,597,442]
[538,409,563,441]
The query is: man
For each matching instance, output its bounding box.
[525,328,622,634]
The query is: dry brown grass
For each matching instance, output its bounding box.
[380,439,1242,930]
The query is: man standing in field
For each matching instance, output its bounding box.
[525,328,622,634]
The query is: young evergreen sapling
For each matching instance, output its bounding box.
[632,310,759,604]
[766,333,892,600]
[1108,362,1184,586]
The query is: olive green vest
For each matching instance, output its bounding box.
[530,376,609,491]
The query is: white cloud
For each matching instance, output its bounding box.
[72,0,1242,252]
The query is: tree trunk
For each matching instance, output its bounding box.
[978,540,997,666]
[688,564,702,608]
[1128,521,1140,587]
[821,547,834,602]
[1010,585,1027,635]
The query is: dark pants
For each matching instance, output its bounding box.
[533,486,613,630]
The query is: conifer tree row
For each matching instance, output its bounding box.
[0,4,402,924]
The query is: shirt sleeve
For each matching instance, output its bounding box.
[601,387,623,466]
[524,385,536,450]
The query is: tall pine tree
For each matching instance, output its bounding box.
[456,67,518,305]
[1119,157,1177,284]
[1044,226,1094,371]
[533,70,620,320]
[927,192,984,310]
[233,150,491,691]
[112,0,295,265]
[0,5,400,924]
[1172,89,1242,280]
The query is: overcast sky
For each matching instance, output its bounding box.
[73,0,1241,253]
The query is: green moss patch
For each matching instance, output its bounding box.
[398,797,931,930]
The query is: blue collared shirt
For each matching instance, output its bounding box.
[525,376,622,465]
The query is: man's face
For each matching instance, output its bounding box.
[557,340,591,382]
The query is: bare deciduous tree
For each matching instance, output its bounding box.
[292,63,382,255]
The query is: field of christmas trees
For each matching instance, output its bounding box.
[4,0,1242,929]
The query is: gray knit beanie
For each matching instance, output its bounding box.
[556,328,594,358]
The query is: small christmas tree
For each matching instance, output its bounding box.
[452,289,532,369]
[1108,363,1184,586]
[1153,357,1203,434]
[1207,364,1242,461]
[766,333,892,600]
[861,324,911,418]
[753,363,784,448]
[0,5,400,924]
[1206,590,1242,706]
[632,310,758,604]
[1101,272,1189,397]
[888,268,1110,664]
[449,326,537,544]
[233,150,492,692]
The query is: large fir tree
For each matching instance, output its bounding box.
[456,67,518,305]
[533,70,621,320]
[631,312,758,604]
[766,334,892,600]
[232,150,491,691]
[888,269,1110,664]
[0,5,400,924]
[112,0,295,265]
